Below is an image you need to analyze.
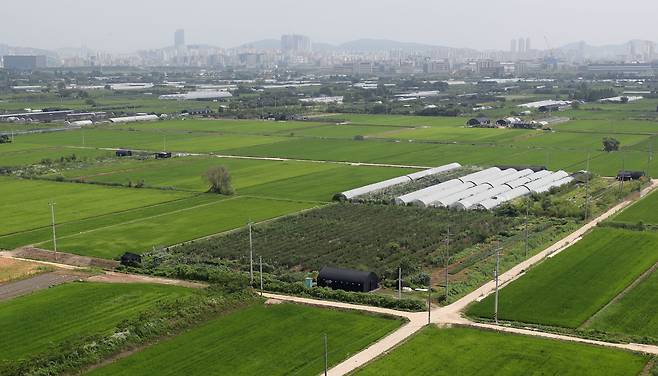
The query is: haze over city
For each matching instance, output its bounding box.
[3,0,658,52]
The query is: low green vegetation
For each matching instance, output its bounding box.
[468,228,658,328]
[614,189,658,225]
[355,326,649,376]
[87,303,403,376]
[164,203,522,285]
[585,268,658,341]
[0,176,188,236]
[0,282,194,362]
[39,196,314,258]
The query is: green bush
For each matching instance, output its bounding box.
[264,281,425,312]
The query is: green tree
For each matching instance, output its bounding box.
[602,137,620,152]
[203,166,234,195]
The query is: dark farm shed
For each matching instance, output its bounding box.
[466,117,491,127]
[120,252,142,266]
[116,149,132,157]
[317,266,379,292]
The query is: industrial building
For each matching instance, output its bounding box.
[2,55,47,70]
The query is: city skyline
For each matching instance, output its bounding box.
[2,0,658,53]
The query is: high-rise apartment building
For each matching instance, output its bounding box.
[281,34,311,53]
[174,29,185,47]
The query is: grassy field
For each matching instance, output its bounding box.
[585,267,658,339]
[355,326,648,376]
[87,303,403,376]
[38,196,314,258]
[0,258,52,283]
[467,228,658,328]
[48,156,414,201]
[614,189,658,224]
[0,282,194,361]
[5,117,655,176]
[0,176,189,236]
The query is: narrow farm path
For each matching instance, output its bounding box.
[87,271,206,288]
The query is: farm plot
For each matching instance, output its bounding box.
[613,188,658,225]
[116,119,325,135]
[0,176,189,236]
[0,195,219,250]
[49,156,414,201]
[87,303,403,376]
[318,114,469,128]
[467,228,658,328]
[37,196,314,259]
[0,282,194,362]
[585,267,658,341]
[0,258,52,283]
[355,326,648,376]
[0,143,114,167]
[15,128,290,154]
[169,203,522,281]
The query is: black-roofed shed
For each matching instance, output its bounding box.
[317,266,379,292]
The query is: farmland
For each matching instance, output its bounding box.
[613,189,658,225]
[0,258,51,283]
[355,326,649,376]
[0,176,189,235]
[165,203,524,282]
[467,228,658,328]
[46,156,413,201]
[585,267,658,340]
[0,282,194,361]
[87,303,403,376]
[2,115,655,176]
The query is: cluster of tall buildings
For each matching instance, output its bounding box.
[281,34,311,53]
[510,37,532,54]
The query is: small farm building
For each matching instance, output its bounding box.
[155,151,172,159]
[466,117,491,127]
[116,149,132,157]
[617,170,644,181]
[317,267,379,292]
[120,252,142,266]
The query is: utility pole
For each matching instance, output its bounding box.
[524,199,529,259]
[49,202,58,261]
[444,227,450,301]
[494,247,501,324]
[259,256,263,296]
[647,142,653,180]
[398,267,402,300]
[249,221,254,285]
[620,158,625,195]
[585,153,591,220]
[427,274,432,324]
[324,334,328,376]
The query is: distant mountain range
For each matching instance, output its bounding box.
[236,38,477,54]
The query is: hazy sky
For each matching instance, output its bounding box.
[3,0,657,52]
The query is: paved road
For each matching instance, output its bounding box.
[0,272,81,301]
